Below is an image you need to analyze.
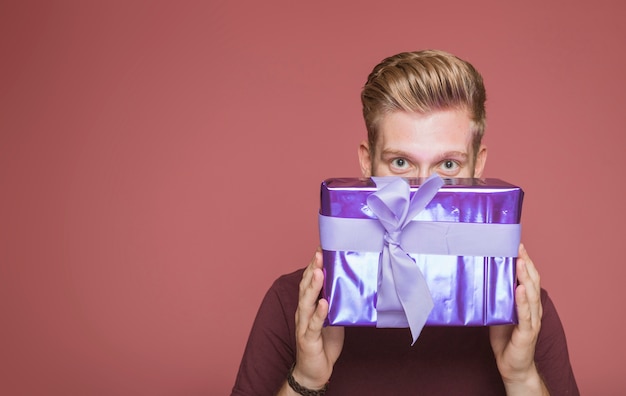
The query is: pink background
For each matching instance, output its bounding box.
[2,1,625,394]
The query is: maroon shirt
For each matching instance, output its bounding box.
[232,269,578,395]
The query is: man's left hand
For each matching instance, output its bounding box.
[489,244,549,395]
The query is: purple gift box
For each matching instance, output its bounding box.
[319,176,523,341]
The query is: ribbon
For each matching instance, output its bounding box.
[318,217,520,257]
[367,174,443,344]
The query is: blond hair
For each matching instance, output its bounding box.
[361,50,486,158]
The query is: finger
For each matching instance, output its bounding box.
[322,325,345,363]
[300,274,328,347]
[515,283,532,334]
[301,248,322,288]
[296,251,325,333]
[299,250,324,300]
[517,245,542,327]
[516,261,541,332]
[489,324,514,356]
[519,244,540,289]
[308,294,329,333]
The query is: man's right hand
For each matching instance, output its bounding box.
[279,248,344,394]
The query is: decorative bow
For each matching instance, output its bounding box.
[368,174,444,344]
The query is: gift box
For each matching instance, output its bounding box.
[319,176,523,342]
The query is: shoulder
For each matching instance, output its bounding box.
[232,269,305,395]
[272,268,305,291]
[536,288,580,394]
[539,288,561,325]
[539,287,552,305]
[536,287,570,358]
[256,268,304,320]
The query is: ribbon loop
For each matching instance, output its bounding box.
[368,174,444,344]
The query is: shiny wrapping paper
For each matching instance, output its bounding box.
[319,177,524,331]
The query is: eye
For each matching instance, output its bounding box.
[438,160,460,175]
[443,160,456,170]
[391,158,409,169]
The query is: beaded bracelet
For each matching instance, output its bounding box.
[287,364,329,396]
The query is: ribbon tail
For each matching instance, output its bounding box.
[376,246,403,314]
[390,247,434,345]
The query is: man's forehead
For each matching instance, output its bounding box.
[374,109,475,159]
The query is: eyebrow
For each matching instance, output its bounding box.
[381,149,470,162]
[436,151,469,162]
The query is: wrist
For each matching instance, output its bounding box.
[288,364,329,395]
[502,365,549,396]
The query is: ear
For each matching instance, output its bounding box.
[473,144,488,178]
[358,141,372,177]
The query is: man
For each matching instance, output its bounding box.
[232,50,578,395]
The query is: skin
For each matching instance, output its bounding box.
[278,109,548,395]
